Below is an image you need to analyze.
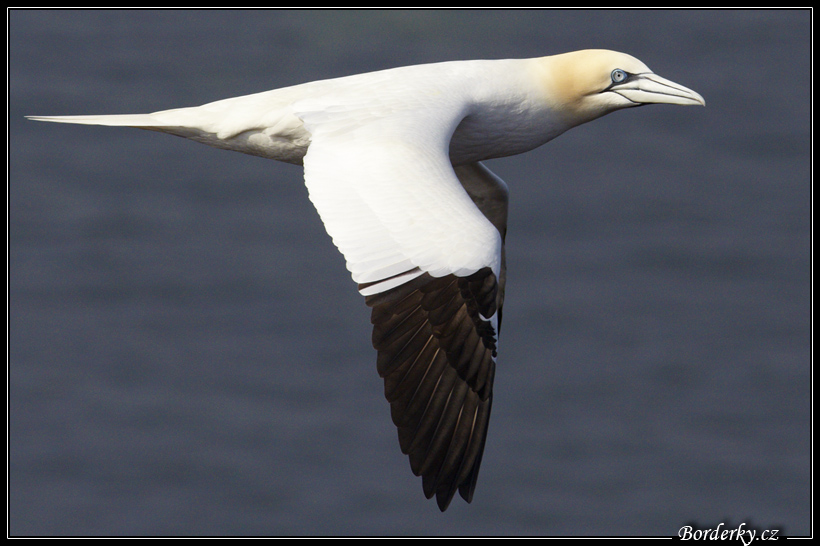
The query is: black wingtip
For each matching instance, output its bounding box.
[436,490,456,512]
[367,269,500,513]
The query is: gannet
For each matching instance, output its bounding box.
[27,49,704,511]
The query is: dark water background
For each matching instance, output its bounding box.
[9,9,811,536]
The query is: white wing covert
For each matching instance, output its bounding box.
[298,105,502,294]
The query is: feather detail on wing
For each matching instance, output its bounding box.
[363,268,499,511]
[298,107,502,294]
[297,102,508,510]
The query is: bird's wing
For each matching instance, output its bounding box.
[298,103,502,291]
[297,104,504,510]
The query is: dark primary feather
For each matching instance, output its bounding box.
[363,268,500,511]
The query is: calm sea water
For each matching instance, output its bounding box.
[9,9,810,536]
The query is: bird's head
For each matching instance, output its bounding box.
[538,49,705,124]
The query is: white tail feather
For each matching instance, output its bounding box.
[25,113,171,127]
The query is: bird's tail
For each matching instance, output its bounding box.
[25,110,213,141]
[26,113,174,128]
[27,92,304,158]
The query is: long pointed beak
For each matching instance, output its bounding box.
[610,73,706,106]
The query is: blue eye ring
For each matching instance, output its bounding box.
[611,69,628,83]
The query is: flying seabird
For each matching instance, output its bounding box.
[28,49,704,511]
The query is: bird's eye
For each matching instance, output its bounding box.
[611,69,628,83]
